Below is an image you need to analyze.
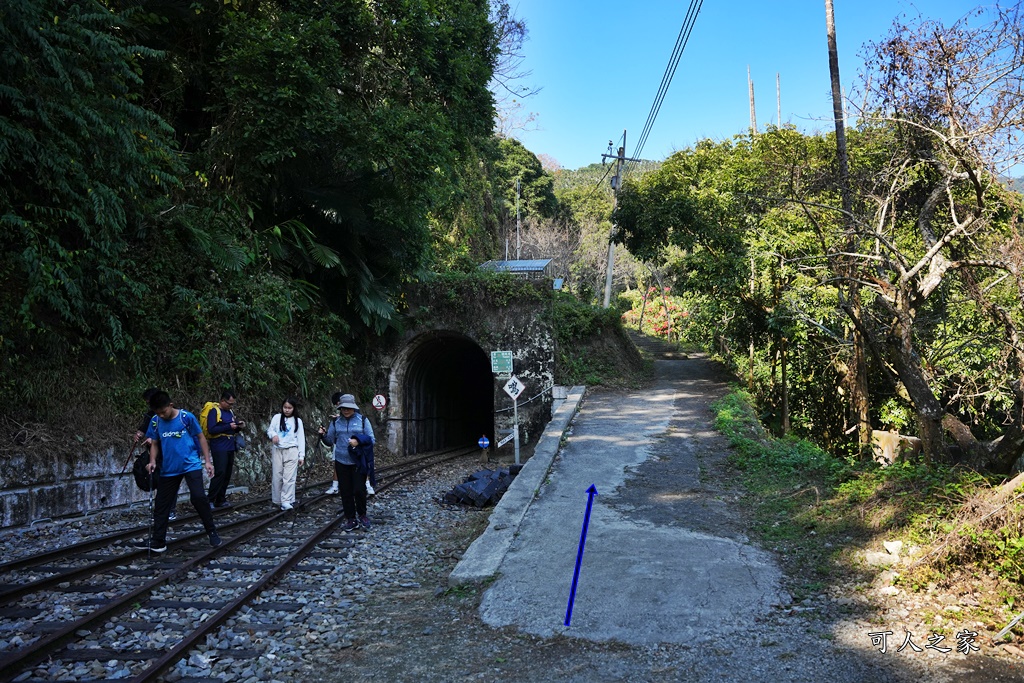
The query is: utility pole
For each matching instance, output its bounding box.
[825,0,871,452]
[515,177,521,260]
[601,131,642,309]
[776,72,781,126]
[749,255,755,390]
[747,66,757,134]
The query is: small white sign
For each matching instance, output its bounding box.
[503,376,526,401]
[497,432,515,447]
[372,394,387,411]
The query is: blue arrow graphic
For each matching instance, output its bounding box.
[564,484,598,626]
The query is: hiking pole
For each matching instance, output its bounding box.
[121,439,141,474]
[147,466,155,558]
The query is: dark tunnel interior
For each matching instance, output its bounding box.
[402,335,493,454]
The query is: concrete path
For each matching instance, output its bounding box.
[477,357,787,645]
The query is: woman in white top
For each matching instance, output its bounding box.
[267,398,305,510]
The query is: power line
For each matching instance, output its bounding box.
[632,0,704,166]
[577,158,615,207]
[627,0,705,176]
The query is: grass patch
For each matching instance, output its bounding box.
[712,388,1024,634]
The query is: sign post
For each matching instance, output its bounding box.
[503,376,526,465]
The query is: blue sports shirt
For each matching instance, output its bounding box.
[146,410,204,477]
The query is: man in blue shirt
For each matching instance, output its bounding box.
[206,389,245,509]
[135,391,221,552]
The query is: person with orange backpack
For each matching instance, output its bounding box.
[203,389,246,509]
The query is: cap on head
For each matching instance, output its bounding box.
[336,393,358,410]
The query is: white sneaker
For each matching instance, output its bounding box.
[325,483,338,495]
[281,503,293,511]
[365,482,375,496]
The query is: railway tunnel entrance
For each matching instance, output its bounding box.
[391,331,493,455]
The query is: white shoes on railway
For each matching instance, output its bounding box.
[281,503,293,511]
[133,539,167,553]
[325,482,339,495]
[365,482,375,496]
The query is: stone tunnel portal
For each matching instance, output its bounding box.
[394,332,493,455]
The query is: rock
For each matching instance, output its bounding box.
[883,540,903,555]
[1001,644,1024,658]
[188,653,210,668]
[862,551,896,567]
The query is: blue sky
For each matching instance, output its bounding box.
[505,0,984,170]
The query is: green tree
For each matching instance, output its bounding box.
[0,0,180,361]
[493,137,557,221]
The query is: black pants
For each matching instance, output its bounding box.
[207,449,235,506]
[152,469,216,545]
[335,462,367,519]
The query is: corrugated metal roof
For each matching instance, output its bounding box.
[479,259,552,273]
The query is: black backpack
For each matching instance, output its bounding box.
[132,451,159,491]
[132,416,164,491]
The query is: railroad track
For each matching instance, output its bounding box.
[0,444,480,682]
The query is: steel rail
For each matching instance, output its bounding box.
[375,443,477,475]
[0,446,477,681]
[378,446,479,484]
[128,514,348,683]
[0,479,332,575]
[0,509,278,605]
[0,506,293,681]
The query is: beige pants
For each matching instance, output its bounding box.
[272,446,300,506]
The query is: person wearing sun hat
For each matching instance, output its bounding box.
[318,393,375,531]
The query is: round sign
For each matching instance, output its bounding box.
[372,394,387,411]
[478,435,490,450]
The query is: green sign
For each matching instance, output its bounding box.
[490,350,512,374]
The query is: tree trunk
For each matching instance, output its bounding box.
[850,302,872,452]
[885,321,949,463]
[781,336,790,434]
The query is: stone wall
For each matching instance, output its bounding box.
[0,446,149,527]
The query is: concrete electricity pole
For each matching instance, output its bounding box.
[602,133,625,308]
[748,66,757,134]
[825,0,871,450]
[777,72,781,126]
[515,177,521,260]
[601,131,642,309]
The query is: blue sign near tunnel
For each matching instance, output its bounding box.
[478,436,490,449]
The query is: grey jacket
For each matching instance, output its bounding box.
[321,413,374,465]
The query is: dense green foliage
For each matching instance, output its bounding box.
[615,130,861,443]
[0,0,502,422]
[0,0,180,362]
[616,49,1024,471]
[549,292,642,386]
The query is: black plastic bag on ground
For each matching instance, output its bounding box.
[443,468,518,507]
